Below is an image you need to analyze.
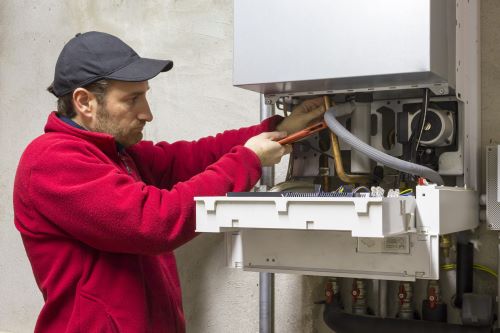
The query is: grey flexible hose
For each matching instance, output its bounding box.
[324,107,444,185]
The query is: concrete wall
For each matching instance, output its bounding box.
[0,1,499,333]
[0,1,314,332]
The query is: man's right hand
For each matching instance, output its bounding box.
[244,132,292,166]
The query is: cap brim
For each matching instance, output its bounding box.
[105,58,173,82]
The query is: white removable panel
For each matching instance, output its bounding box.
[196,186,477,237]
[240,230,439,281]
[196,196,415,238]
[195,186,478,280]
[416,185,478,234]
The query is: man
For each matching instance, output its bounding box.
[13,31,324,332]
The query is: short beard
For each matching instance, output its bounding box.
[94,104,127,146]
[94,103,114,134]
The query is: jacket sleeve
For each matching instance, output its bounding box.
[28,141,262,255]
[127,115,282,188]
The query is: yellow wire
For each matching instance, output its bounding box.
[400,189,412,195]
[474,264,498,278]
[441,263,498,278]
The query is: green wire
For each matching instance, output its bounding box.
[474,264,498,278]
[441,263,498,278]
[399,188,412,195]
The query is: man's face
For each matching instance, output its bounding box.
[94,80,152,147]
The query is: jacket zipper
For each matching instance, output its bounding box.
[118,152,132,175]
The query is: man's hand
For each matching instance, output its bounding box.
[244,132,292,166]
[276,97,326,135]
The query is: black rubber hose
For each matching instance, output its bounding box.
[455,242,474,308]
[422,300,447,322]
[323,299,490,333]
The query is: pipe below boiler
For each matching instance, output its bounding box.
[323,299,490,333]
[259,94,274,333]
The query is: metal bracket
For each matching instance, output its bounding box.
[428,84,449,96]
[263,95,279,105]
[264,83,450,102]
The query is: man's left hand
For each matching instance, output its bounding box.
[275,97,326,135]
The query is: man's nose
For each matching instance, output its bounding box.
[139,100,153,122]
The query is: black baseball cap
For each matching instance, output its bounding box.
[50,31,173,97]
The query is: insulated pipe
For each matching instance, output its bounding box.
[323,299,491,333]
[379,280,388,318]
[324,96,371,184]
[455,242,473,308]
[259,94,274,333]
[350,102,372,173]
[324,105,444,185]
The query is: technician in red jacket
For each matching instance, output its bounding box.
[13,31,325,333]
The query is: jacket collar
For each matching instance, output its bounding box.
[44,112,119,158]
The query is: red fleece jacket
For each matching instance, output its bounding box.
[13,112,281,333]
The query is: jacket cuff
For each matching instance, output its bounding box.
[232,145,262,185]
[260,115,284,132]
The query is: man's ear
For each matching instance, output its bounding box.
[73,88,96,119]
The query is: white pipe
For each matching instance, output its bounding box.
[324,107,444,185]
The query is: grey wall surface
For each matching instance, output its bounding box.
[0,1,499,333]
[0,1,310,332]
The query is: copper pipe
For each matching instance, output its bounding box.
[323,95,371,184]
[284,101,295,181]
[319,153,330,192]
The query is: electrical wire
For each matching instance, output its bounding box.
[474,264,498,278]
[352,186,370,193]
[441,263,498,278]
[276,97,285,111]
[334,185,345,193]
[411,88,430,162]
